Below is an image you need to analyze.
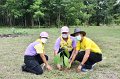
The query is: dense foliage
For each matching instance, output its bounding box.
[0,0,120,27]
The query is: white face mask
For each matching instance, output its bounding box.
[75,35,81,41]
[41,38,47,43]
[62,34,68,38]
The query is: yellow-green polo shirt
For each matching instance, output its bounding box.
[34,39,44,54]
[76,37,102,54]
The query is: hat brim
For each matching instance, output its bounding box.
[71,31,86,37]
[61,31,69,33]
[41,36,49,39]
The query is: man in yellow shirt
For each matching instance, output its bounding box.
[70,28,102,72]
[22,32,52,75]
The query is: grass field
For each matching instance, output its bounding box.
[0,26,120,79]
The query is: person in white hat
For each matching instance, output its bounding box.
[54,26,76,70]
[22,32,52,75]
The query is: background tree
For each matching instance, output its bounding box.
[0,0,119,27]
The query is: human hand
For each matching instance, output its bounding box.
[57,64,62,70]
[76,65,82,73]
[46,65,52,71]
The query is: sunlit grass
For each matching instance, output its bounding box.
[0,26,120,79]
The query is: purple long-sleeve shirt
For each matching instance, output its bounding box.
[54,36,76,52]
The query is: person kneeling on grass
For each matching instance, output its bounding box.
[54,26,76,70]
[22,32,52,75]
[70,28,102,72]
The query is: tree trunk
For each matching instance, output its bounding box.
[24,16,27,27]
[57,10,61,28]
[31,18,34,27]
[9,17,12,26]
[38,18,40,28]
[13,17,15,26]
[48,16,50,27]
[97,21,100,26]
[6,10,9,25]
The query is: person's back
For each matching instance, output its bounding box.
[25,41,40,56]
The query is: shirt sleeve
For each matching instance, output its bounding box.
[34,44,44,54]
[76,41,80,51]
[72,37,76,48]
[54,38,60,52]
[85,39,92,50]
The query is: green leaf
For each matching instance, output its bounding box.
[60,57,63,66]
[64,48,70,58]
[54,53,60,64]
[68,63,71,68]
[63,56,69,67]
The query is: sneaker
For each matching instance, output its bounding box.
[41,63,46,70]
[81,68,89,72]
[21,64,26,71]
[81,65,93,72]
[92,63,97,68]
[89,63,97,71]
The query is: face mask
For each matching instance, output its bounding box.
[75,35,81,41]
[62,34,68,38]
[41,38,47,43]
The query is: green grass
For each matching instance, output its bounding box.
[0,26,120,79]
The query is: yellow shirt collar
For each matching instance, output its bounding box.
[36,39,43,44]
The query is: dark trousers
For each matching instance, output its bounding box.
[75,51,102,69]
[22,54,48,75]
